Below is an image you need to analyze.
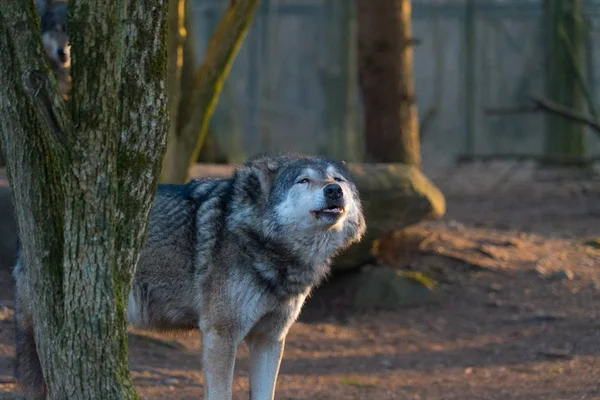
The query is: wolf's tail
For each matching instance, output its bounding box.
[13,257,46,400]
[14,317,46,399]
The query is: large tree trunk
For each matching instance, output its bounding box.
[0,0,169,398]
[160,0,260,184]
[357,0,421,166]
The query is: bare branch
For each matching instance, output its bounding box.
[485,105,540,115]
[181,0,260,143]
[166,0,184,138]
[485,96,600,140]
[160,0,260,183]
[531,96,600,136]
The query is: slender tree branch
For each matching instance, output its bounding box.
[531,96,600,136]
[179,0,259,146]
[160,0,259,183]
[485,105,540,115]
[179,0,199,124]
[166,0,185,140]
[485,96,600,139]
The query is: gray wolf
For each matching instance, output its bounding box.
[35,0,71,96]
[13,153,366,399]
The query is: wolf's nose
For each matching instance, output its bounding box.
[324,183,343,200]
[57,48,67,61]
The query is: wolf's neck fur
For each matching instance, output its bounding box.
[228,215,345,298]
[187,174,351,299]
[278,226,345,267]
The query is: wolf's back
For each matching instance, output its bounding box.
[145,178,230,247]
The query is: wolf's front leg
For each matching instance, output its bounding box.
[246,335,285,400]
[202,330,238,400]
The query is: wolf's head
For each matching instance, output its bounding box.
[38,0,70,71]
[234,153,366,263]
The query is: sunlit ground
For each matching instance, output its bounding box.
[0,163,599,400]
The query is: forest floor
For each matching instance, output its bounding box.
[0,162,599,399]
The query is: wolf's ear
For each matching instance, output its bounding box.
[239,156,282,204]
[252,159,280,200]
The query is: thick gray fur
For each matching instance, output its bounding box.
[13,153,366,400]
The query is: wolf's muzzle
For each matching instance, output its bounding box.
[324,183,343,201]
[57,48,67,62]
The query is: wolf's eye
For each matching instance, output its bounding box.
[334,177,344,183]
[297,178,310,184]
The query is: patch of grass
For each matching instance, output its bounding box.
[340,377,375,388]
[399,271,438,289]
[549,365,564,374]
[584,238,600,249]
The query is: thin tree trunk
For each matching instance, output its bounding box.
[162,0,186,181]
[160,0,260,184]
[544,0,586,159]
[464,0,476,156]
[181,1,225,164]
[0,0,169,398]
[323,0,360,161]
[357,0,421,166]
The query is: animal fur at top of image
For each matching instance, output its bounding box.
[35,0,71,97]
[13,153,366,400]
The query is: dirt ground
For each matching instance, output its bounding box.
[0,162,599,399]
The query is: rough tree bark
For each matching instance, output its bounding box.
[357,0,421,166]
[0,0,169,398]
[160,0,260,184]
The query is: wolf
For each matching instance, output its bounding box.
[13,153,366,400]
[35,0,71,96]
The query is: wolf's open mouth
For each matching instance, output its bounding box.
[58,58,71,69]
[313,205,345,216]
